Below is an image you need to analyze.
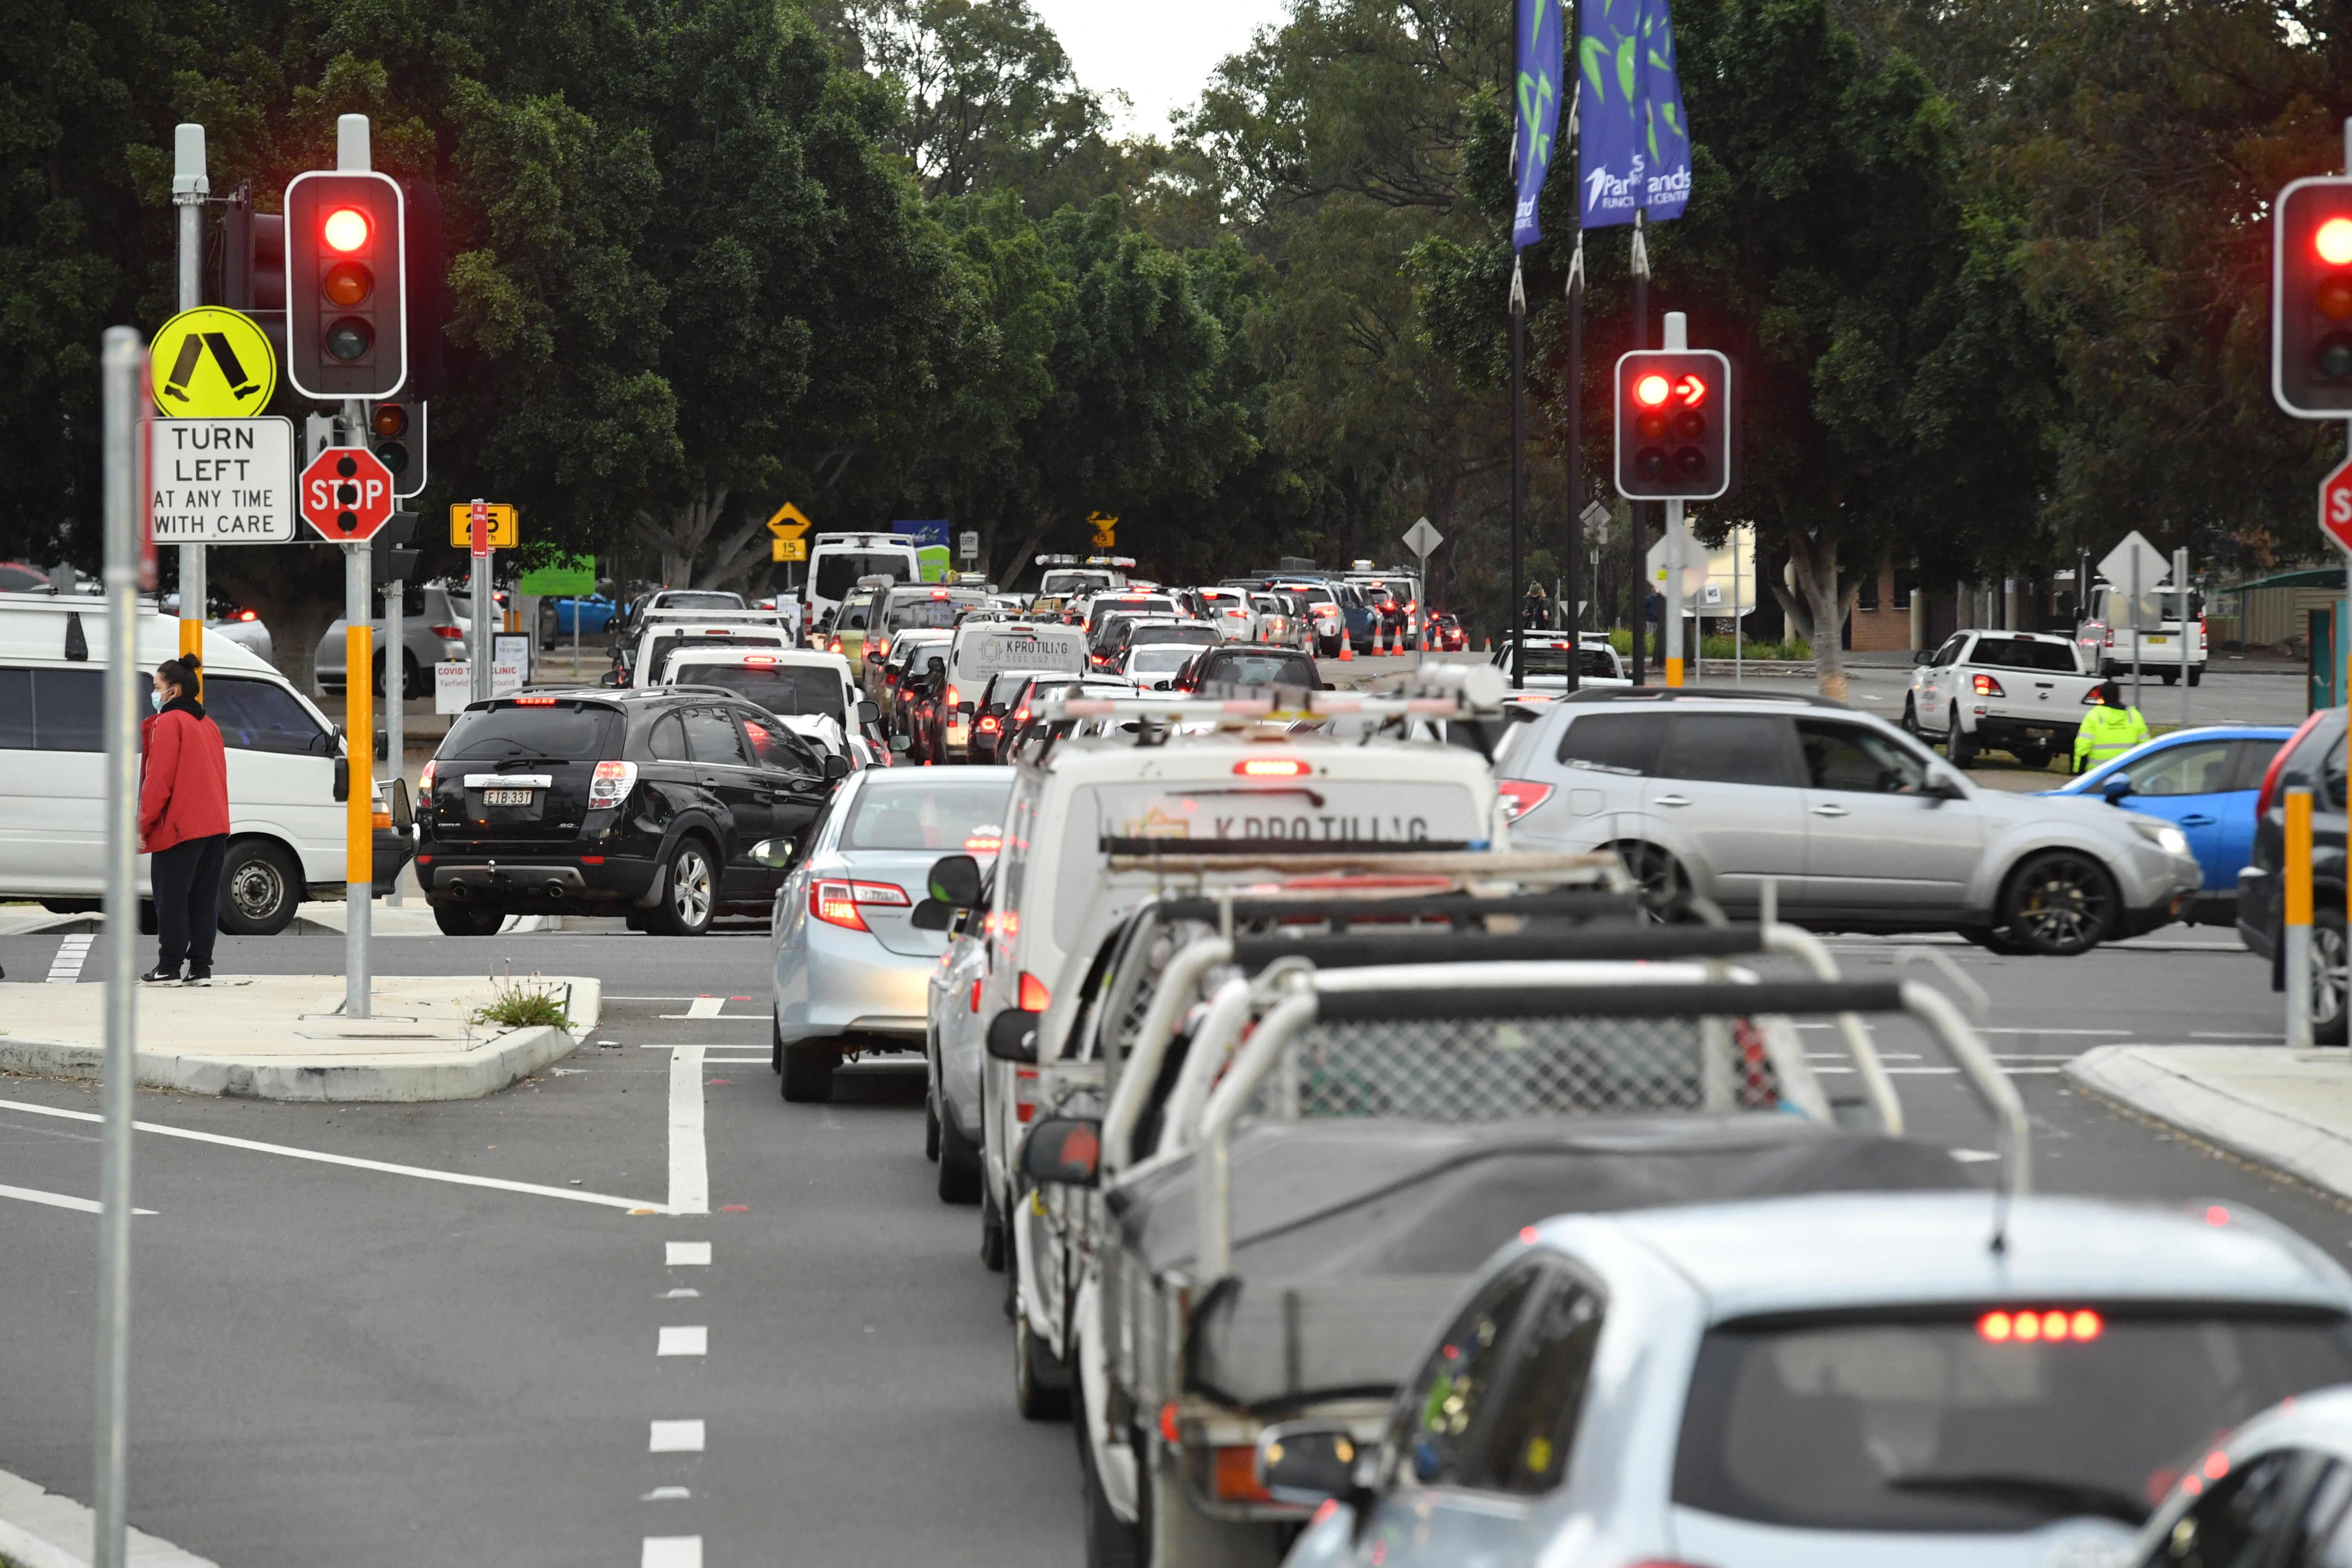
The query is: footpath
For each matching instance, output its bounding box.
[2069,1045,2352,1204]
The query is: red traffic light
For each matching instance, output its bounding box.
[2320,217,2352,267]
[324,207,371,253]
[1676,373,1709,407]
[1634,373,1672,408]
[1615,348,1734,501]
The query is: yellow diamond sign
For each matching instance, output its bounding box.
[767,502,814,539]
[149,307,278,418]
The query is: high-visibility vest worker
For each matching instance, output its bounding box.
[2074,681,2150,773]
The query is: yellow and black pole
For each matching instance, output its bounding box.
[2287,787,2314,1050]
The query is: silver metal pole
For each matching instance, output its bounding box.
[471,551,492,703]
[1665,500,1685,684]
[2130,551,2143,714]
[2176,546,2191,728]
[385,576,404,906]
[96,325,143,1568]
[1733,524,1743,684]
[173,125,207,693]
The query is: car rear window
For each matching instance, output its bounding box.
[1133,625,1220,647]
[1673,1307,2352,1533]
[675,663,843,722]
[1972,637,2080,673]
[1557,711,1668,775]
[648,633,781,675]
[441,701,624,761]
[885,594,985,631]
[655,591,744,612]
[1127,645,1199,675]
[1511,646,1620,679]
[839,779,1014,852]
[1197,650,1321,689]
[815,552,914,601]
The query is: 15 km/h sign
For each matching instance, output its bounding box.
[148,307,278,418]
[151,417,295,543]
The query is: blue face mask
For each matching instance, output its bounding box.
[150,689,164,713]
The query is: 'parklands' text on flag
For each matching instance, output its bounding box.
[1576,0,1692,229]
[1512,0,1566,248]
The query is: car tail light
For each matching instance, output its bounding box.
[514,695,557,705]
[1213,1446,1271,1503]
[1235,757,1307,777]
[2103,628,2114,647]
[588,760,637,809]
[2081,687,2108,706]
[874,637,890,657]
[1013,707,1030,725]
[946,685,960,708]
[1015,1065,1038,1123]
[744,654,776,665]
[2259,711,2328,819]
[1971,673,2005,697]
[428,623,462,639]
[1497,779,1555,820]
[1018,971,1051,1011]
[977,715,1000,733]
[418,759,437,792]
[237,609,258,622]
[372,804,392,829]
[969,979,983,1012]
[827,637,843,654]
[810,879,910,931]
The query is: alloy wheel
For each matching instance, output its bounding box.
[2314,923,2349,1037]
[2008,853,2114,955]
[1614,843,1683,922]
[672,848,712,926]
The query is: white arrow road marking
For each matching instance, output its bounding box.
[0,1180,155,1215]
[0,1100,670,1213]
[668,1045,708,1216]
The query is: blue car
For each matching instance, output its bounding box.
[2042,724,2294,925]
[542,594,618,641]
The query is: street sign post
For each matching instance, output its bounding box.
[298,446,396,542]
[151,416,295,542]
[2099,530,2169,713]
[1401,516,1444,665]
[446,501,517,548]
[767,503,812,579]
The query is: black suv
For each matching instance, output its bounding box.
[1168,645,1327,693]
[2241,706,2347,1040]
[416,689,846,936]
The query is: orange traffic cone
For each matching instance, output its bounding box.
[1338,624,1354,661]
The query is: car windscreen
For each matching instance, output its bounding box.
[886,595,985,631]
[440,701,624,762]
[648,633,781,675]
[1972,637,2080,673]
[674,663,844,722]
[1197,650,1321,689]
[1127,645,1199,675]
[1672,1307,2352,1534]
[1512,646,1619,678]
[654,591,743,612]
[1131,625,1219,647]
[1041,571,1117,597]
[839,778,1014,853]
[814,552,913,601]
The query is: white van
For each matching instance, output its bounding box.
[0,594,401,934]
[946,621,1088,706]
[807,532,922,635]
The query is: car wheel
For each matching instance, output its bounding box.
[1076,1356,1145,1568]
[2188,667,2203,687]
[981,1189,1007,1270]
[2160,668,2178,686]
[431,901,507,936]
[2315,911,2348,1045]
[1613,841,1686,922]
[781,1040,837,1102]
[1999,850,2119,956]
[1901,696,1921,736]
[937,1104,982,1204]
[649,839,716,935]
[771,1017,785,1075]
[1947,706,1976,768]
[1963,925,2034,956]
[925,1091,941,1162]
[403,653,425,702]
[217,838,302,935]
[1015,1310,1072,1421]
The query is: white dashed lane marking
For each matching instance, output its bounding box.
[667,1045,709,1216]
[648,1420,705,1454]
[642,1536,702,1567]
[46,934,93,984]
[667,1242,711,1267]
[657,1326,707,1357]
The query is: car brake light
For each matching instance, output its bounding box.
[874,638,890,657]
[931,589,949,600]
[977,715,999,732]
[1978,1308,2103,1342]
[418,759,437,791]
[514,695,557,705]
[970,980,982,1012]
[2259,711,2327,819]
[588,760,637,808]
[428,623,462,639]
[1235,758,1306,777]
[744,654,777,665]
[946,685,960,708]
[1018,971,1051,1011]
[1014,708,1029,725]
[810,879,910,931]
[1497,779,1555,820]
[2103,628,2114,647]
[238,609,257,621]
[1971,673,2005,697]
[1015,1065,1038,1123]
[827,638,843,654]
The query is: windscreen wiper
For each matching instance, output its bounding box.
[1883,1473,2146,1526]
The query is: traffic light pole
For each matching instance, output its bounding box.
[343,431,373,1019]
[173,124,207,690]
[1663,311,1689,688]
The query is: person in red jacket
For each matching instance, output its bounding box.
[139,655,231,984]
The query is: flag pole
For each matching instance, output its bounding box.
[1510,254,1527,690]
[1627,207,1649,685]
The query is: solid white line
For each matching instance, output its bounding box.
[642,1537,702,1568]
[668,1045,709,1216]
[701,1056,767,1064]
[0,1181,156,1216]
[658,1325,707,1357]
[648,1420,705,1453]
[667,1242,711,1267]
[0,1099,670,1213]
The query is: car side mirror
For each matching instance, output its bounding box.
[987,1007,1040,1063]
[910,899,952,930]
[1924,763,1967,800]
[1020,1117,1100,1186]
[928,853,983,907]
[2101,773,2133,804]
[857,700,879,725]
[1255,1422,1364,1508]
[600,671,621,688]
[390,777,414,831]
[1912,649,1932,665]
[750,837,796,868]
[822,753,850,782]
[333,756,350,803]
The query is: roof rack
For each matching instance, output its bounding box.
[1037,662,1509,729]
[1560,685,1851,709]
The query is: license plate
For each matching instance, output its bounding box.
[2145,635,2169,644]
[947,723,970,744]
[2027,728,2053,738]
[483,787,534,806]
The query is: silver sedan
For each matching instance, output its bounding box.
[770,766,1014,1102]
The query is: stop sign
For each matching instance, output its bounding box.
[2325,455,2352,556]
[300,447,397,542]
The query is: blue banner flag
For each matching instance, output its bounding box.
[1512,0,1566,248]
[1575,0,1692,230]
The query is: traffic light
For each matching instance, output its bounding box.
[373,511,421,584]
[369,397,428,497]
[1614,349,1733,500]
[2275,176,2352,416]
[283,171,406,399]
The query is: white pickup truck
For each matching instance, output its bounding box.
[1904,628,2104,768]
[2075,578,2207,685]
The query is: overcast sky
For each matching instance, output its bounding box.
[1027,0,1293,140]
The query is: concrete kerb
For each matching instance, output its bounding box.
[0,1465,216,1568]
[2066,1045,2352,1203]
[0,1022,582,1102]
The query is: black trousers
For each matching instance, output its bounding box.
[152,834,225,973]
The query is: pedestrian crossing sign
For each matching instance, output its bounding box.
[149,307,277,418]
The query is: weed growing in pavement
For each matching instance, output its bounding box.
[471,972,574,1032]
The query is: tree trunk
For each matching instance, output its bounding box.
[212,546,345,700]
[629,484,733,589]
[1784,526,1856,701]
[988,515,1056,593]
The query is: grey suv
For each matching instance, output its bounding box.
[1498,689,2201,954]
